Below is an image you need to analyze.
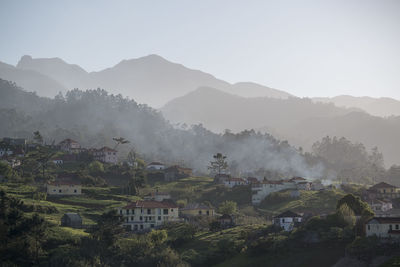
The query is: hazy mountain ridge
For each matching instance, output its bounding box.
[313,95,400,117]
[161,86,400,166]
[1,54,294,107]
[0,60,66,96]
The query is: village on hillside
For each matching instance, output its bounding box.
[2,134,400,244]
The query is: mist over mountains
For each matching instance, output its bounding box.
[1,55,290,108]
[0,79,325,178]
[1,54,400,167]
[161,86,400,166]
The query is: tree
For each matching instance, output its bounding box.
[88,161,105,174]
[336,194,374,218]
[218,201,237,215]
[337,203,356,228]
[113,137,130,150]
[33,131,43,145]
[208,153,228,176]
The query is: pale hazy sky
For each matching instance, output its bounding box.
[0,0,399,99]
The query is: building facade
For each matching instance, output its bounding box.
[273,210,302,231]
[47,180,82,195]
[118,200,179,231]
[366,217,400,238]
[92,147,118,164]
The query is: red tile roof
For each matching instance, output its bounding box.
[367,217,400,224]
[48,179,81,186]
[370,182,397,190]
[97,146,117,152]
[123,200,178,209]
[226,177,246,182]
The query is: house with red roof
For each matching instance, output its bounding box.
[118,200,179,231]
[365,182,400,200]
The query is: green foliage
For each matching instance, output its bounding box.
[336,194,374,218]
[218,200,237,215]
[337,203,356,228]
[88,161,105,174]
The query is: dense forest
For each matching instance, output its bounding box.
[1,79,398,184]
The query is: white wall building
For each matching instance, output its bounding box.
[47,180,82,195]
[93,147,118,164]
[273,210,302,231]
[366,217,400,238]
[118,200,179,231]
[252,180,297,205]
[223,178,248,188]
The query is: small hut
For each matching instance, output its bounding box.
[61,213,82,228]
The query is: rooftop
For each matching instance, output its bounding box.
[274,210,302,218]
[367,217,400,224]
[123,200,178,209]
[370,182,397,190]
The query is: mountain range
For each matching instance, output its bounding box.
[1,55,290,108]
[161,86,400,166]
[1,54,400,166]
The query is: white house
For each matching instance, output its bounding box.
[273,210,302,231]
[366,217,400,238]
[47,180,82,196]
[118,200,179,231]
[146,162,165,170]
[251,177,313,205]
[223,177,248,188]
[252,179,297,205]
[92,147,118,164]
[368,199,393,213]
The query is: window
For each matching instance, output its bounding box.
[368,225,370,230]
[74,189,77,193]
[151,224,154,228]
[199,210,202,215]
[140,225,143,229]
[171,209,174,212]
[134,225,138,230]
[126,218,128,223]
[390,225,393,230]
[147,209,151,214]
[163,209,168,215]
[132,209,135,214]
[207,210,210,215]
[53,189,56,192]
[127,209,130,214]
[120,210,122,215]
[396,225,399,230]
[59,189,62,193]
[140,216,143,221]
[158,216,161,220]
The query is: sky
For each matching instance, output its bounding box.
[0,0,399,99]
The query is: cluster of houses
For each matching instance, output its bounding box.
[57,138,119,164]
[215,174,324,205]
[0,137,119,167]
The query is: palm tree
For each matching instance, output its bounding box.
[112,137,130,150]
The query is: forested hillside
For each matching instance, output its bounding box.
[0,79,323,178]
